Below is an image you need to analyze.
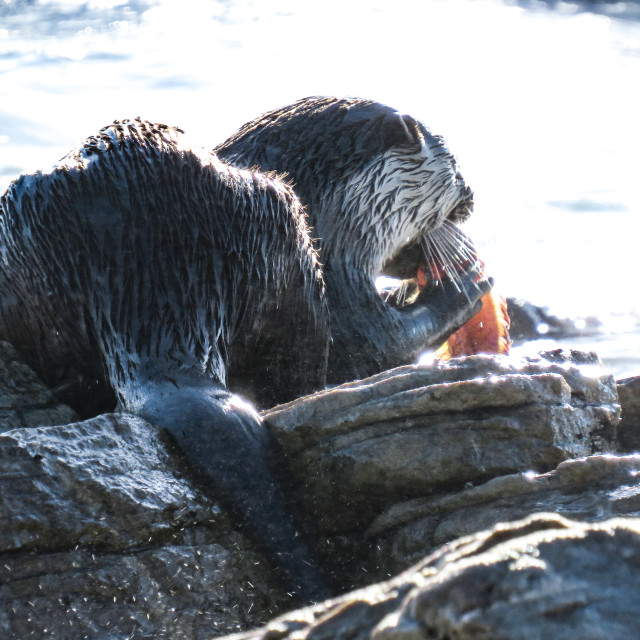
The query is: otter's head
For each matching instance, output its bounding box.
[215,96,473,277]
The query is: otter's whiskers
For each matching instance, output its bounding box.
[421,220,479,297]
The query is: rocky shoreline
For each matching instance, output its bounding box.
[506,297,603,342]
[2,339,640,638]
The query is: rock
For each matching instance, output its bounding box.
[265,351,620,540]
[0,340,77,432]
[367,453,640,579]
[233,514,640,640]
[507,298,602,341]
[0,414,289,640]
[616,375,640,452]
[0,343,632,638]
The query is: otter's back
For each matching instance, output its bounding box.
[0,119,328,415]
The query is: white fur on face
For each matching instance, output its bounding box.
[320,133,470,274]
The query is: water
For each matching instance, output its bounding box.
[1,0,639,376]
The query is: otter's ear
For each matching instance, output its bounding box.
[382,113,421,149]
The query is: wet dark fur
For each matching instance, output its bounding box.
[0,119,329,600]
[0,98,488,601]
[0,120,327,415]
[216,96,488,384]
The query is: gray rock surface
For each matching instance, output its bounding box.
[0,413,288,640]
[507,298,602,340]
[617,375,640,453]
[266,351,619,538]
[2,343,638,638]
[0,340,77,432]
[234,514,640,640]
[367,453,640,580]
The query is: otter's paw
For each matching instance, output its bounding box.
[411,261,493,347]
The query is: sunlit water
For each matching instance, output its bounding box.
[1,0,639,376]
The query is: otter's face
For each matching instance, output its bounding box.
[315,112,473,276]
[214,96,474,278]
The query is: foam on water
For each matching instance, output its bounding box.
[1,0,639,371]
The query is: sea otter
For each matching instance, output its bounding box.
[0,119,329,600]
[215,96,490,385]
[0,99,488,601]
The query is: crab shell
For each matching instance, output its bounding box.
[435,288,511,360]
[415,263,511,359]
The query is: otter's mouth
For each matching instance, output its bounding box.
[380,194,475,282]
[380,238,426,281]
[378,211,477,307]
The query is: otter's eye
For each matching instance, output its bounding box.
[382,113,422,150]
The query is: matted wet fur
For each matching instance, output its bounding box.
[216,96,490,384]
[0,98,489,602]
[0,119,327,415]
[0,118,329,601]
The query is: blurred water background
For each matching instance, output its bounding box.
[1,0,639,376]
